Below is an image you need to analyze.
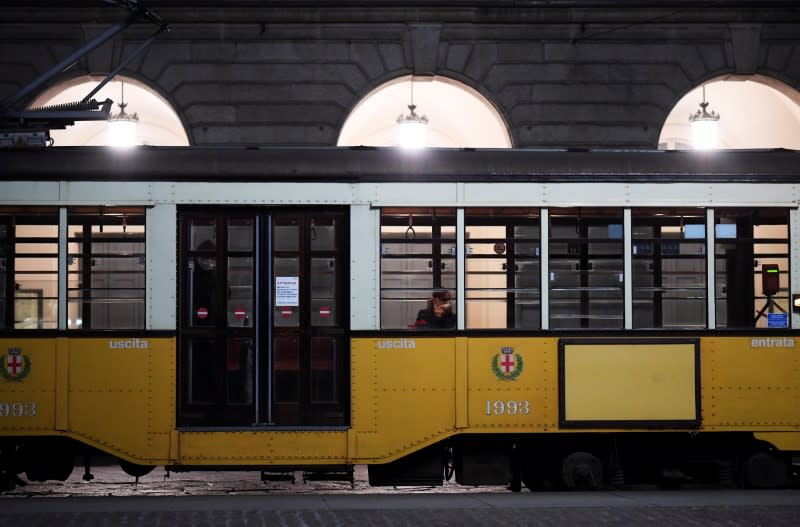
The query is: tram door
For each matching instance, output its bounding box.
[178,209,348,427]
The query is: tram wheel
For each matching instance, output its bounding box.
[562,452,603,490]
[119,459,156,479]
[743,451,788,489]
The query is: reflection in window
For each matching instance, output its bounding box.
[67,208,145,329]
[632,208,706,329]
[465,208,540,329]
[380,208,456,329]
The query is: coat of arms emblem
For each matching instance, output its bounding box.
[492,346,523,380]
[1,347,31,382]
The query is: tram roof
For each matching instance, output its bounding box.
[1,146,799,183]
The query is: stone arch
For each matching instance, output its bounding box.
[30,74,190,147]
[659,74,800,150]
[337,74,512,148]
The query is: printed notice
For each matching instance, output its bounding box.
[276,276,299,306]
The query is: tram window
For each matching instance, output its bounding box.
[5,212,59,330]
[714,208,789,329]
[380,208,456,329]
[67,209,145,330]
[549,208,624,329]
[465,209,540,329]
[632,208,706,329]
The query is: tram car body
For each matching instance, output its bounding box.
[1,147,798,490]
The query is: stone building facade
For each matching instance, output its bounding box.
[1,1,799,148]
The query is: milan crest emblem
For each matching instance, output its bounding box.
[492,346,523,381]
[1,347,31,382]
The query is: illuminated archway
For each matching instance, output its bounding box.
[338,75,512,148]
[659,75,800,150]
[31,75,189,147]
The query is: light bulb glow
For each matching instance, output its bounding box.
[108,119,138,148]
[690,118,718,150]
[397,119,428,149]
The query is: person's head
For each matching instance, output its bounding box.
[431,291,452,317]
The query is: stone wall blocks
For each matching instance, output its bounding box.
[509,103,665,125]
[160,64,365,93]
[464,44,498,82]
[485,64,612,92]
[348,43,386,81]
[234,104,343,125]
[378,43,406,72]
[191,42,237,62]
[194,124,337,145]
[234,42,350,63]
[763,44,798,77]
[141,43,192,81]
[184,104,236,123]
[444,43,471,72]
[173,83,355,107]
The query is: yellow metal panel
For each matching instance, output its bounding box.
[703,337,799,428]
[351,337,456,462]
[466,338,558,430]
[562,341,697,423]
[455,337,468,429]
[0,338,57,433]
[55,337,69,430]
[177,430,347,465]
[67,338,174,464]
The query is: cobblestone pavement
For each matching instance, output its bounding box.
[2,464,799,526]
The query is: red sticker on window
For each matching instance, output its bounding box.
[234,308,246,319]
[319,306,331,318]
[280,307,292,318]
[196,307,208,319]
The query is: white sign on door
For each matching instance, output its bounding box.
[275,276,299,306]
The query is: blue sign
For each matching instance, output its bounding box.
[767,313,789,328]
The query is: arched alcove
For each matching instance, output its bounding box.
[337,75,512,148]
[31,75,189,147]
[659,75,800,150]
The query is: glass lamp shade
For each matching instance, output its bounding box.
[397,119,428,149]
[108,118,138,148]
[690,118,719,150]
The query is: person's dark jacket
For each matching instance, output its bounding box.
[414,309,456,329]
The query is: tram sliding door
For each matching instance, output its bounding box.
[177,208,349,427]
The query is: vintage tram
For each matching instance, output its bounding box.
[0,146,798,491]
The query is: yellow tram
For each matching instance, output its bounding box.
[1,147,798,490]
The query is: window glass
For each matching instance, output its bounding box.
[380,208,456,329]
[549,208,624,329]
[465,208,540,329]
[227,257,253,327]
[13,215,59,329]
[714,208,790,329]
[67,209,146,329]
[632,208,706,329]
